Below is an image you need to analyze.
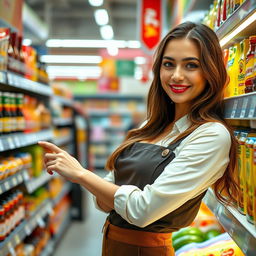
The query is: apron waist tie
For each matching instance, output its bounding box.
[102,220,172,247]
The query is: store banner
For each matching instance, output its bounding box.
[139,0,162,52]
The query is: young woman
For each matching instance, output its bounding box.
[39,22,238,256]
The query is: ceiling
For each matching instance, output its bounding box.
[22,0,212,79]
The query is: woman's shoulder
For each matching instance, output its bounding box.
[190,121,231,142]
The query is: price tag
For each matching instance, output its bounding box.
[231,99,238,118]
[37,216,45,228]
[13,136,20,148]
[17,174,22,183]
[7,242,16,256]
[0,186,2,195]
[25,225,32,236]
[23,171,30,181]
[14,234,20,245]
[0,71,4,83]
[12,177,17,186]
[0,140,4,151]
[7,73,13,85]
[7,137,15,149]
[240,97,249,118]
[4,181,10,191]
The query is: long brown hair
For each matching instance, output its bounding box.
[106,22,238,205]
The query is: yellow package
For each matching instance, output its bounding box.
[253,139,256,228]
[178,239,245,256]
[245,137,256,223]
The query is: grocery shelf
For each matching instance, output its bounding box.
[0,129,54,152]
[217,0,256,47]
[224,92,256,119]
[0,199,52,256]
[53,135,73,147]
[0,71,52,96]
[203,189,256,256]
[75,94,145,101]
[88,110,131,116]
[53,117,73,126]
[0,169,29,195]
[40,211,71,256]
[24,171,52,194]
[52,182,72,207]
[53,96,74,107]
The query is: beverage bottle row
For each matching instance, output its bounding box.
[224,35,256,97]
[0,28,49,84]
[0,91,52,135]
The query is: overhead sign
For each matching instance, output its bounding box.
[139,0,163,52]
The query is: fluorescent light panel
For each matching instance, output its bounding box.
[40,55,102,64]
[46,39,141,48]
[94,9,109,26]
[220,11,256,47]
[88,0,103,7]
[100,25,114,40]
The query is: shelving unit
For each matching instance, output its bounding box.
[202,3,256,255]
[204,189,256,256]
[0,69,77,255]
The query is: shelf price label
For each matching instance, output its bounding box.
[23,171,30,181]
[0,140,4,152]
[37,216,45,228]
[0,186,2,195]
[14,234,20,245]
[240,97,249,118]
[25,225,32,236]
[7,241,16,256]
[4,181,10,191]
[12,177,17,186]
[248,99,256,118]
[7,137,15,149]
[17,174,22,183]
[230,99,238,118]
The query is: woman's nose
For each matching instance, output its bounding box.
[171,67,184,82]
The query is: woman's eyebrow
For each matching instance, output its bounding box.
[162,56,200,62]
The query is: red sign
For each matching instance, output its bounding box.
[140,0,162,52]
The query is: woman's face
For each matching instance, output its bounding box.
[160,38,207,112]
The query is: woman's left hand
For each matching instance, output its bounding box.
[38,141,85,183]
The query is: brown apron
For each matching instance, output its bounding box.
[102,137,206,255]
[102,220,175,256]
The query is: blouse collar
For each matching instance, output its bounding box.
[173,115,191,133]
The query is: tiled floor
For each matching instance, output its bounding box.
[54,170,109,256]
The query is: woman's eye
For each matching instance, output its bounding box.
[163,62,174,68]
[186,62,199,69]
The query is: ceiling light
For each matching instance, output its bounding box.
[40,55,102,64]
[88,0,103,7]
[47,66,102,78]
[100,25,114,40]
[46,39,141,48]
[219,11,256,47]
[94,9,109,26]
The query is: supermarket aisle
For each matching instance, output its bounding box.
[55,170,109,256]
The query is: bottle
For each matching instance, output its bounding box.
[2,92,12,134]
[245,36,256,93]
[0,92,3,135]
[237,39,248,95]
[16,93,25,132]
[9,93,17,133]
[0,204,5,241]
[253,45,256,91]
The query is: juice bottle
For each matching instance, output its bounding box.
[237,132,247,214]
[237,39,247,95]
[226,45,237,97]
[245,36,256,93]
[2,92,12,134]
[245,137,256,223]
[253,139,256,228]
[253,45,256,91]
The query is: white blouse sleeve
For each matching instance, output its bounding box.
[93,171,115,212]
[114,123,231,227]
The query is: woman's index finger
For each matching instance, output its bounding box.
[38,141,62,153]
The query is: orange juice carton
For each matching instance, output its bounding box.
[245,137,256,223]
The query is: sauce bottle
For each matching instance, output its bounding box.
[245,36,256,93]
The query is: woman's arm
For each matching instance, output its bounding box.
[38,141,119,211]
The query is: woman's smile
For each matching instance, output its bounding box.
[169,84,191,94]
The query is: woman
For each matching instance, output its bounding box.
[39,22,238,255]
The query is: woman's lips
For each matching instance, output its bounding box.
[169,84,190,94]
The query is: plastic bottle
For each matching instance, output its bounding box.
[245,36,256,93]
[2,92,12,134]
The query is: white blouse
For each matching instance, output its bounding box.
[94,115,231,228]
